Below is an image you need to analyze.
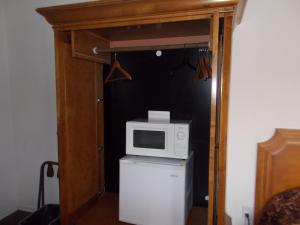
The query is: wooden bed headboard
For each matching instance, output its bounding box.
[254,129,300,225]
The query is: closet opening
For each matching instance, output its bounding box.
[100,18,213,225]
[72,17,224,225]
[104,47,211,224]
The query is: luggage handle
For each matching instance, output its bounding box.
[37,161,59,209]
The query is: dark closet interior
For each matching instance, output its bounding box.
[104,48,212,207]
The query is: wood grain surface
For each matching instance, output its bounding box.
[254,129,300,224]
[36,0,239,30]
[54,31,102,225]
[74,193,208,225]
[72,30,111,64]
[216,14,234,225]
[207,12,220,225]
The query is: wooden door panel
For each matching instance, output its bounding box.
[64,43,99,212]
[208,13,234,225]
[208,12,220,225]
[55,31,102,225]
[96,64,105,192]
[217,14,233,225]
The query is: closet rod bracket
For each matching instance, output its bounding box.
[93,46,99,55]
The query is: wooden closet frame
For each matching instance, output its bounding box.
[37,1,246,225]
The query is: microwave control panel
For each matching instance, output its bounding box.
[174,124,189,157]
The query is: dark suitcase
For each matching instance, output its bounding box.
[19,204,59,225]
[19,161,60,225]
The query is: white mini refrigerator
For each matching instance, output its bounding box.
[119,153,193,225]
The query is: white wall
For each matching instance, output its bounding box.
[0,0,94,217]
[227,0,300,224]
[0,3,18,219]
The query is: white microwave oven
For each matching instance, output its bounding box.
[126,119,191,159]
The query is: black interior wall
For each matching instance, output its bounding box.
[103,48,211,207]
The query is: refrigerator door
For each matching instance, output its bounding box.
[119,156,186,225]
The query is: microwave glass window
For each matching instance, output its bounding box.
[133,130,165,149]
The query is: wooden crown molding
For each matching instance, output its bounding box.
[36,0,240,30]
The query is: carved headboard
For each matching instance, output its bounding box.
[254,129,300,224]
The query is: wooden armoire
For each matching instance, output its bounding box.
[37,1,246,225]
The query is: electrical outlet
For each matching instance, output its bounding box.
[242,206,253,225]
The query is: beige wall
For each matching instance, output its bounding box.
[0,0,94,217]
[0,4,18,218]
[227,0,300,224]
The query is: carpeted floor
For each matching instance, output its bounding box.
[0,211,31,225]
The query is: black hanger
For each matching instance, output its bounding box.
[170,48,196,75]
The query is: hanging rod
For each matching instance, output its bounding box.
[92,43,208,54]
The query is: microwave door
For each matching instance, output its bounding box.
[126,122,175,158]
[133,130,165,150]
